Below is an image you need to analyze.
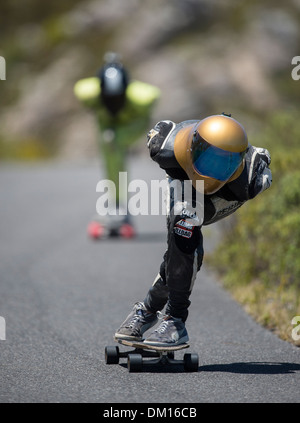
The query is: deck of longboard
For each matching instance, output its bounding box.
[115,337,190,352]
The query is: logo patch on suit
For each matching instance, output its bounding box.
[174,219,194,238]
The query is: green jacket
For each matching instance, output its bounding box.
[74,77,160,146]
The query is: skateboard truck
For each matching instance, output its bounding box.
[105,339,199,372]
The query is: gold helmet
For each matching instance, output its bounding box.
[174,114,248,194]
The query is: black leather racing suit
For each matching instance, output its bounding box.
[143,120,272,322]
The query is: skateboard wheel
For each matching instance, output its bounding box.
[119,224,135,239]
[127,353,143,372]
[105,346,120,364]
[183,353,199,372]
[87,222,105,239]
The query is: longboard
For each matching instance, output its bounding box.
[87,220,135,239]
[104,338,198,372]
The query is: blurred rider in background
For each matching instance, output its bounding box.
[74,52,160,238]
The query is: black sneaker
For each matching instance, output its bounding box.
[114,302,158,341]
[143,315,189,347]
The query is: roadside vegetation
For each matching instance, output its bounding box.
[208,111,300,346]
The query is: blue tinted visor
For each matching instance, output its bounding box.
[192,137,245,182]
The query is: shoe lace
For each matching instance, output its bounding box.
[156,314,172,334]
[127,314,142,329]
[157,311,166,320]
[127,305,144,329]
[156,320,170,333]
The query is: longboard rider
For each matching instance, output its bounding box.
[115,113,272,347]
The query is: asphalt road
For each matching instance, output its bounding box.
[0,157,299,404]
